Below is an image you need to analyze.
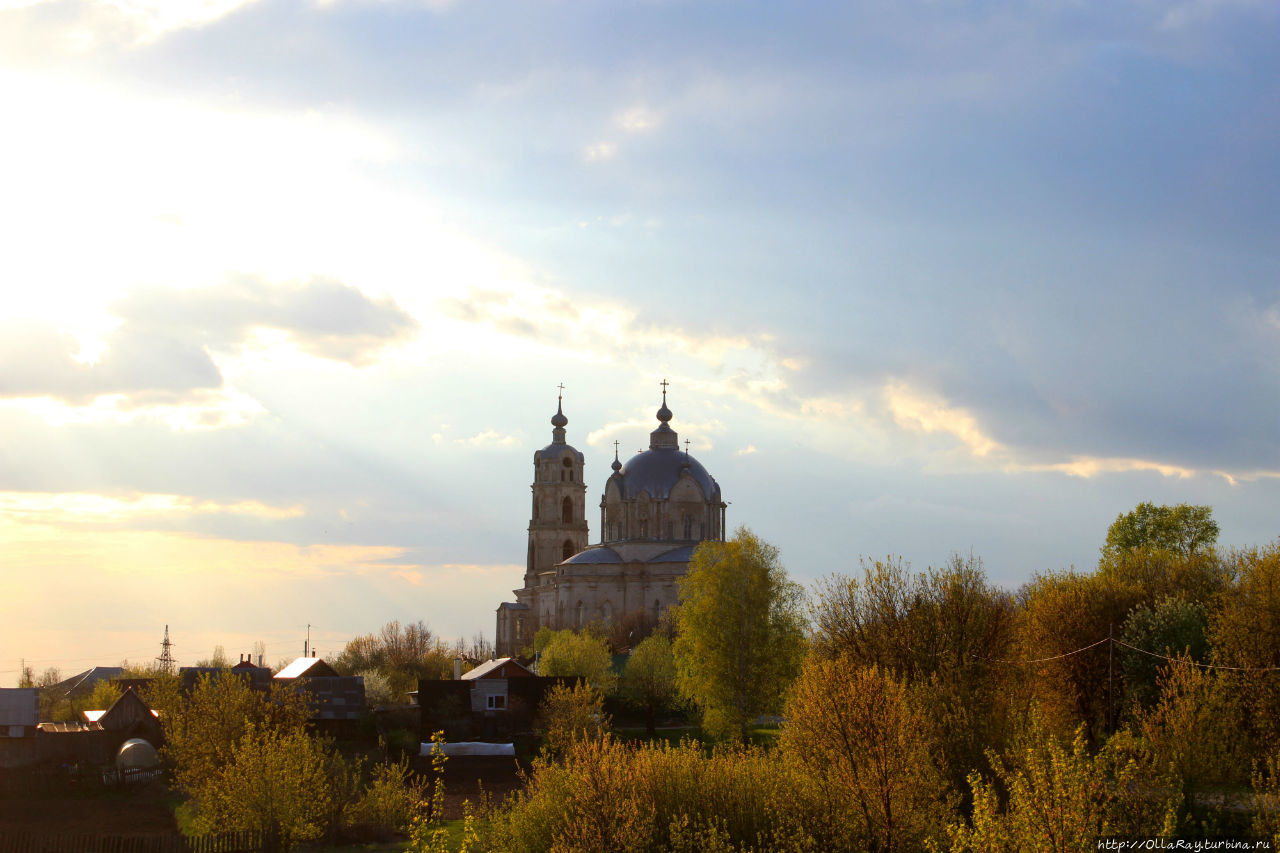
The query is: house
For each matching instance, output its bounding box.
[274,656,365,725]
[460,657,535,713]
[179,664,272,693]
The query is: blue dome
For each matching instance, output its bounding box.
[616,447,719,501]
[562,546,622,564]
[647,545,697,563]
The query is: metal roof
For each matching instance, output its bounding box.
[614,447,719,501]
[563,546,622,565]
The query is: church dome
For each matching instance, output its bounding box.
[616,448,719,501]
[612,385,720,501]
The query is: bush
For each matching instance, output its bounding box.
[486,736,825,853]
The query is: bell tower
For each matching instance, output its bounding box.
[525,387,588,610]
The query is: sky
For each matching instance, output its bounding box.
[1,0,1278,683]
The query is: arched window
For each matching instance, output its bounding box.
[576,601,584,628]
[527,540,534,571]
[562,539,575,561]
[602,601,613,624]
[653,599,661,623]
[561,496,573,523]
[683,514,692,539]
[640,519,648,537]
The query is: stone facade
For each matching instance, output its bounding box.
[495,389,726,657]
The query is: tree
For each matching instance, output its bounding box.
[162,673,310,797]
[782,659,954,851]
[1102,503,1219,560]
[537,629,617,693]
[192,723,335,852]
[810,554,1018,791]
[537,681,610,759]
[1207,542,1280,748]
[672,527,807,740]
[331,620,456,699]
[1134,657,1248,793]
[946,715,1179,852]
[194,645,231,668]
[621,634,678,736]
[1119,595,1210,712]
[1017,569,1141,742]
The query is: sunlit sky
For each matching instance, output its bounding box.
[2,0,1278,683]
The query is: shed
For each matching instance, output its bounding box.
[460,658,534,713]
[0,688,39,738]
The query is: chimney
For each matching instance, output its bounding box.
[453,657,462,680]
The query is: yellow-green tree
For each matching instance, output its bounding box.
[538,629,618,693]
[538,681,610,759]
[1207,542,1280,749]
[193,722,334,852]
[1017,569,1140,742]
[162,673,310,797]
[946,715,1179,852]
[673,527,806,740]
[1102,502,1219,560]
[1133,657,1247,793]
[811,554,1017,790]
[622,634,679,736]
[782,658,954,851]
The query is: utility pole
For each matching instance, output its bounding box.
[157,625,175,675]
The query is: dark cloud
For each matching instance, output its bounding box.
[0,277,418,404]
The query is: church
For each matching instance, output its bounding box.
[494,385,727,658]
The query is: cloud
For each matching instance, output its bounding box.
[736,445,758,456]
[455,429,520,448]
[885,381,1000,458]
[584,142,618,162]
[0,277,417,406]
[0,0,261,47]
[615,105,661,133]
[0,491,304,528]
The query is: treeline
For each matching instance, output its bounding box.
[465,505,1280,851]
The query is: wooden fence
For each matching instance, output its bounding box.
[0,831,262,853]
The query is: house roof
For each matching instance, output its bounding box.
[460,658,533,680]
[274,657,340,679]
[49,667,124,698]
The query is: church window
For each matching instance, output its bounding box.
[683,515,692,539]
[576,601,584,627]
[640,519,648,537]
[561,497,573,523]
[602,601,613,623]
[527,541,534,572]
[562,539,574,561]
[653,599,661,623]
